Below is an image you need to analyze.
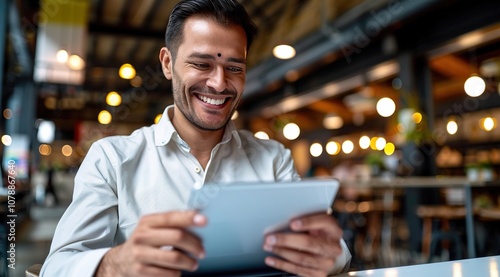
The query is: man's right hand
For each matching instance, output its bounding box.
[94,210,207,277]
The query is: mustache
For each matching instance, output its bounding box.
[190,86,237,96]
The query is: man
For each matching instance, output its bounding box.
[41,0,351,276]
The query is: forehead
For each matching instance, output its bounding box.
[178,15,247,58]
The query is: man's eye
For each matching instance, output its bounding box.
[227,67,243,73]
[192,63,210,69]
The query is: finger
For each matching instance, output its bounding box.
[264,256,326,277]
[134,245,200,272]
[290,213,342,237]
[140,211,207,228]
[130,228,205,259]
[264,233,342,258]
[263,245,335,273]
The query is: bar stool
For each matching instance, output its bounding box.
[416,205,466,262]
[476,208,500,255]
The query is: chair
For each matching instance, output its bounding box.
[25,264,42,277]
[416,205,466,262]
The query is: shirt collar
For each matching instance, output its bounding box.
[154,105,242,148]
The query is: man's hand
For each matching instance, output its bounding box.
[94,210,207,277]
[262,212,343,277]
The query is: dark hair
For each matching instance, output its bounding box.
[165,0,258,60]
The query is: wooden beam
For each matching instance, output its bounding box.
[430,54,477,79]
[308,100,352,120]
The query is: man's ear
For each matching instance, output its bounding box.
[159,47,173,80]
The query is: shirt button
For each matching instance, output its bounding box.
[194,167,201,173]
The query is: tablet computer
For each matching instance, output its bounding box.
[183,178,340,276]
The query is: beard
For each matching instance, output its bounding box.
[171,70,239,131]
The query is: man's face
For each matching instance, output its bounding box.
[162,16,248,131]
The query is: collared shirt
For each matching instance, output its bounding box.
[41,105,350,277]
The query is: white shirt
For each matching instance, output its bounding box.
[41,105,350,277]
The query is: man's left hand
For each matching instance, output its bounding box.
[262,212,344,277]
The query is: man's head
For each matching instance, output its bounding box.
[159,0,258,132]
[165,0,258,62]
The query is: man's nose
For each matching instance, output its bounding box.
[206,67,227,93]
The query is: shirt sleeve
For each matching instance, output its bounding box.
[274,144,301,182]
[40,141,119,277]
[328,239,352,275]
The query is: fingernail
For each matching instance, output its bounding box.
[263,244,273,252]
[266,235,276,245]
[193,214,205,225]
[265,257,275,266]
[192,263,199,271]
[291,220,302,230]
[198,251,205,259]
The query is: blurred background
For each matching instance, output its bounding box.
[1,0,500,276]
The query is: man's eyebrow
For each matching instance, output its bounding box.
[188,52,246,65]
[188,52,215,60]
[227,57,246,65]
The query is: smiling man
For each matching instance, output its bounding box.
[40,1,351,277]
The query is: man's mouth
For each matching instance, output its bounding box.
[198,95,228,106]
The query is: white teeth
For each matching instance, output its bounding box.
[200,95,226,105]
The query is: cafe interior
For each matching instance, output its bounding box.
[1,0,500,276]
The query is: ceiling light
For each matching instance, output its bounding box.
[3,109,12,119]
[283,122,300,140]
[359,136,370,149]
[310,142,323,157]
[370,137,378,150]
[376,97,396,117]
[39,144,51,156]
[481,117,497,131]
[106,91,122,106]
[56,49,68,63]
[98,110,112,124]
[464,75,485,97]
[342,140,354,154]
[273,44,296,59]
[323,113,343,129]
[412,112,422,123]
[119,63,136,79]
[37,120,55,143]
[1,135,12,146]
[62,145,73,157]
[384,142,395,155]
[326,141,341,155]
[447,120,458,135]
[375,137,386,151]
[67,54,85,70]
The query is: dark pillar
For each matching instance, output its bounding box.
[0,0,10,122]
[398,51,440,256]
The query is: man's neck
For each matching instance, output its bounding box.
[171,107,225,169]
